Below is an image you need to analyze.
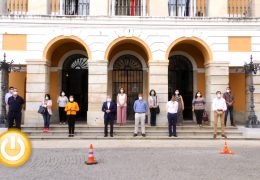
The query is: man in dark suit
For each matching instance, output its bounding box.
[102,95,116,137]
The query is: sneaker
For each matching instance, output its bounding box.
[133,133,138,137]
[213,134,217,139]
[221,134,227,138]
[141,134,146,137]
[46,128,49,133]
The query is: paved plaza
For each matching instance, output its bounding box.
[0,140,260,180]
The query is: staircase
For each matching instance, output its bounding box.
[21,121,244,140]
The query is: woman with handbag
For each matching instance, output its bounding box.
[192,91,206,128]
[148,89,159,126]
[41,94,52,133]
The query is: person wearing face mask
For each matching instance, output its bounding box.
[5,86,14,114]
[41,94,52,133]
[133,93,147,137]
[192,91,206,127]
[57,91,68,125]
[117,87,127,126]
[223,87,235,127]
[148,89,159,126]
[166,95,179,137]
[174,90,184,126]
[65,95,79,137]
[102,95,116,137]
[212,91,227,139]
[7,88,24,130]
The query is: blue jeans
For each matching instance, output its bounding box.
[42,112,51,128]
[167,113,177,136]
[224,106,234,126]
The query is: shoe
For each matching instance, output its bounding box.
[169,135,172,137]
[231,124,236,127]
[63,122,66,125]
[173,135,177,137]
[142,134,146,137]
[133,133,137,137]
[68,134,71,137]
[60,122,62,125]
[104,135,108,137]
[43,128,46,132]
[46,128,49,133]
[213,134,217,139]
[110,134,113,137]
[221,134,227,138]
[71,134,74,137]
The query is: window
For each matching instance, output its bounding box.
[51,0,90,15]
[168,0,207,17]
[228,0,252,17]
[7,0,28,15]
[114,0,146,16]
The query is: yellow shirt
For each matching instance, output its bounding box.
[64,102,79,115]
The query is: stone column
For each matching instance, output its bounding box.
[205,62,229,126]
[149,61,169,126]
[87,60,108,126]
[24,60,50,126]
[246,70,260,124]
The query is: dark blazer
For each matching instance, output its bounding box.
[101,101,116,121]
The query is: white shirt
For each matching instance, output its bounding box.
[212,97,227,111]
[107,101,110,109]
[5,92,12,104]
[166,101,179,113]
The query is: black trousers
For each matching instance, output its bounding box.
[8,111,22,130]
[150,108,157,126]
[67,115,76,135]
[194,110,204,125]
[167,113,177,136]
[225,106,234,126]
[104,118,114,136]
[58,107,66,123]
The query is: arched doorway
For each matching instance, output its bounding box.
[168,55,193,120]
[112,54,143,120]
[62,54,88,121]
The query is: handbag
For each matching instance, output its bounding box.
[38,106,46,114]
[155,96,160,114]
[203,110,209,123]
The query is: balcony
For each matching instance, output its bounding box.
[113,0,147,16]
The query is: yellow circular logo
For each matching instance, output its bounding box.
[0,129,31,167]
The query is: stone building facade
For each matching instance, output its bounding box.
[0,0,260,126]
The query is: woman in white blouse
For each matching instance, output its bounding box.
[148,89,159,126]
[117,87,127,126]
[57,91,68,125]
[166,95,179,137]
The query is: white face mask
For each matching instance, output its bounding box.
[61,92,65,96]
[107,98,111,102]
[197,94,201,97]
[175,91,179,95]
[120,90,124,93]
[139,97,143,100]
[151,92,155,96]
[69,98,74,102]
[217,94,221,98]
[10,90,14,94]
[13,91,18,96]
[226,90,230,93]
[45,97,49,100]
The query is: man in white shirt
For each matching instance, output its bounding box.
[166,96,179,137]
[212,91,227,139]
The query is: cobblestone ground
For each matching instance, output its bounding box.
[1,141,260,180]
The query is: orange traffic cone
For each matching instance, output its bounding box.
[85,144,98,165]
[219,140,235,155]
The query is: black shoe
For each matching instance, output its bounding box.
[169,135,172,137]
[133,133,137,137]
[213,134,217,139]
[110,134,113,137]
[71,134,74,137]
[231,124,236,127]
[221,134,227,138]
[142,134,146,137]
[173,135,177,137]
[104,135,108,137]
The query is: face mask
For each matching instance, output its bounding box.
[45,97,49,100]
[197,94,201,97]
[69,98,74,102]
[226,90,230,93]
[120,90,124,93]
[13,91,18,96]
[61,92,65,96]
[175,92,179,95]
[107,98,111,102]
[139,97,143,100]
[217,94,221,98]
[151,92,155,96]
[10,90,14,94]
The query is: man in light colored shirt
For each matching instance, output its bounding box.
[133,93,147,137]
[212,91,227,139]
[166,95,179,137]
[5,86,14,113]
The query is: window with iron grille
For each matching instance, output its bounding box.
[50,0,90,15]
[115,0,145,16]
[7,0,28,15]
[168,0,207,17]
[228,0,252,17]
